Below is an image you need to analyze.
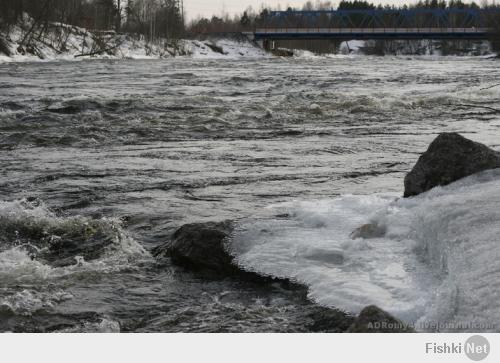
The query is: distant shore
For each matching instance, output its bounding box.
[1,20,498,64]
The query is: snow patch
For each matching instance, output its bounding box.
[0,21,267,63]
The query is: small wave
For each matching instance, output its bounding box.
[170,72,195,79]
[0,247,54,284]
[55,318,121,333]
[0,101,26,115]
[0,289,73,315]
[46,98,103,114]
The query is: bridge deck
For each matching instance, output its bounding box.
[253,28,492,40]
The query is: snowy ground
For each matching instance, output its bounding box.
[184,39,269,59]
[337,39,493,56]
[0,22,268,63]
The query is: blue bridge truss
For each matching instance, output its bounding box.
[253,8,500,41]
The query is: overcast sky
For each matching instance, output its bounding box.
[184,0,430,20]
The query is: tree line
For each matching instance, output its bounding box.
[1,0,499,53]
[0,0,185,41]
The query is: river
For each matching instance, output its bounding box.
[1,56,499,332]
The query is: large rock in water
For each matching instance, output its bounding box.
[154,221,292,283]
[158,221,237,275]
[347,306,414,333]
[404,133,500,197]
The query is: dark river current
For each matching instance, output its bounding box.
[1,56,499,332]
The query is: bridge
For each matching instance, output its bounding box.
[251,8,500,42]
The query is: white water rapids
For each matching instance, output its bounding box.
[1,55,500,332]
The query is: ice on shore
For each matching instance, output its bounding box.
[232,169,500,332]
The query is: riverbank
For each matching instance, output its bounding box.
[1,19,498,63]
[272,38,495,57]
[0,22,268,63]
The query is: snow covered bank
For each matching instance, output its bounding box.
[1,21,494,63]
[276,38,494,58]
[337,39,493,56]
[232,169,500,332]
[184,39,268,59]
[0,22,267,63]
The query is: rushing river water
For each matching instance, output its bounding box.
[1,56,500,332]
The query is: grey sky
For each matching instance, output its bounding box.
[184,1,429,20]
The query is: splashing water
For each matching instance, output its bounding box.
[1,56,500,332]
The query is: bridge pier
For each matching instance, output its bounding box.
[262,39,276,51]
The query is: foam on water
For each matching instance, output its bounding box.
[232,169,500,331]
[0,289,73,315]
[56,318,121,333]
[0,199,151,284]
[0,199,151,332]
[0,247,54,284]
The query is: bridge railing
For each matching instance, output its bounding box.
[255,27,490,34]
[263,8,500,29]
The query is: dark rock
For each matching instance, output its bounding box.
[347,305,414,333]
[154,221,302,286]
[154,221,237,275]
[404,133,500,197]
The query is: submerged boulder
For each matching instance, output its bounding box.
[404,133,500,197]
[347,305,414,333]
